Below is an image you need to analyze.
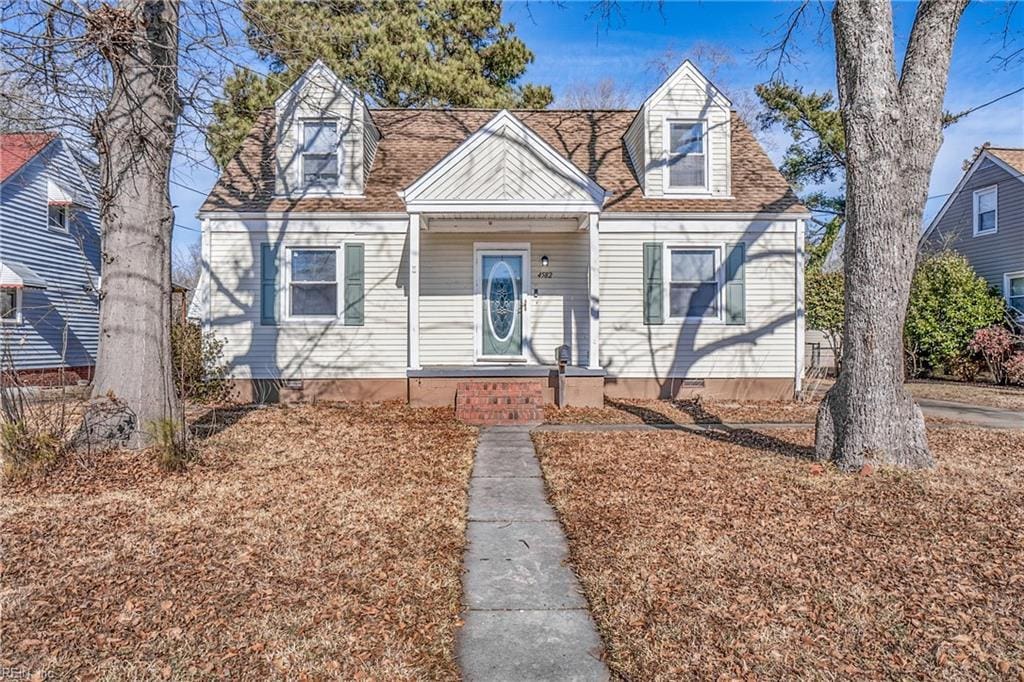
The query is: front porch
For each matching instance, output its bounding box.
[400,109,607,412]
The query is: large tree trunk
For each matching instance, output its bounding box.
[815,0,966,471]
[85,0,182,449]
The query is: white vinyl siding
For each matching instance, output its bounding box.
[973,185,998,235]
[600,219,798,379]
[408,119,596,203]
[205,220,408,379]
[623,114,647,190]
[419,231,591,367]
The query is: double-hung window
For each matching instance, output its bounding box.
[301,119,340,190]
[48,204,68,232]
[666,120,706,190]
[973,186,997,235]
[289,248,338,318]
[0,289,20,324]
[668,248,719,319]
[1006,273,1024,316]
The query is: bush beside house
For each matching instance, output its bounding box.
[806,251,1010,382]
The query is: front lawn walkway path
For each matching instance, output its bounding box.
[457,426,609,681]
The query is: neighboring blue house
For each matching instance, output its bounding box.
[0,132,102,384]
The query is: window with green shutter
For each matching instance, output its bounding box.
[724,242,746,325]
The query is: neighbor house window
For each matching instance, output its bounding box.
[0,289,20,324]
[48,204,68,232]
[289,248,338,318]
[973,186,997,235]
[301,119,340,190]
[1007,273,1024,316]
[666,120,706,190]
[668,248,718,319]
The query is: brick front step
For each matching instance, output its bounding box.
[456,381,545,425]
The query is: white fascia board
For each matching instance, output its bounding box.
[404,199,600,214]
[400,109,607,207]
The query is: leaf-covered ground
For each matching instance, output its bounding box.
[545,398,823,425]
[2,403,476,680]
[534,427,1024,679]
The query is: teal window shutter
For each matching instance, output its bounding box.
[344,242,365,326]
[643,242,664,325]
[725,242,746,325]
[260,243,278,326]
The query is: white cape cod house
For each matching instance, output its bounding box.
[195,60,808,408]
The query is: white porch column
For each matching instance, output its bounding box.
[587,212,601,370]
[795,218,806,395]
[408,213,421,370]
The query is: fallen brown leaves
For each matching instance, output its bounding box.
[545,398,821,426]
[907,380,1024,411]
[534,427,1024,679]
[1,402,476,680]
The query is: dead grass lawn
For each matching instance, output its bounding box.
[546,398,822,426]
[534,427,1024,679]
[1,402,476,680]
[907,380,1024,411]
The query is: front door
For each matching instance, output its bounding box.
[479,252,526,359]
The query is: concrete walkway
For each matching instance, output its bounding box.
[458,426,609,681]
[918,398,1023,429]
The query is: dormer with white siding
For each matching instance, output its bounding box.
[274,60,380,197]
[624,60,732,199]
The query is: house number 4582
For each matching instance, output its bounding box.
[537,271,553,278]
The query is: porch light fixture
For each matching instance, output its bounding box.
[541,255,549,268]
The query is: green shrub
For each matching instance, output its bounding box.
[171,320,231,404]
[905,252,1005,376]
[806,270,845,371]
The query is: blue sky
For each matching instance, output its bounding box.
[170,0,1024,259]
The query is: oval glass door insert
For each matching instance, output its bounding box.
[486,259,517,343]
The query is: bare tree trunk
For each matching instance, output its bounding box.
[815,0,966,471]
[85,1,182,448]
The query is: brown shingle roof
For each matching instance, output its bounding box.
[200,108,806,215]
[987,147,1024,175]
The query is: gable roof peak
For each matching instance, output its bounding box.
[274,59,359,109]
[640,59,732,112]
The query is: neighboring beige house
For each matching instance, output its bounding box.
[921,146,1024,317]
[194,60,809,407]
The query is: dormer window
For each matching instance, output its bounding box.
[301,119,340,190]
[666,120,707,191]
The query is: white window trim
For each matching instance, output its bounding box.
[663,243,725,323]
[972,185,998,236]
[299,118,342,194]
[662,117,712,196]
[0,288,23,325]
[48,204,69,233]
[1004,271,1024,315]
[283,244,343,323]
